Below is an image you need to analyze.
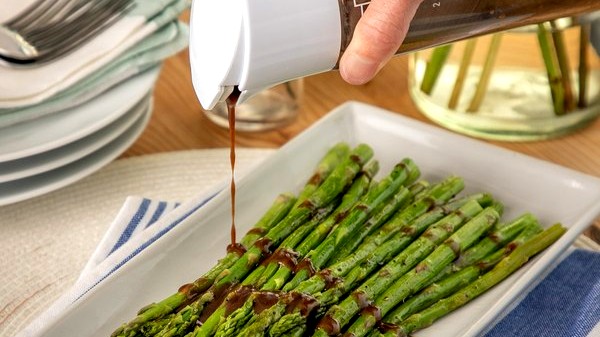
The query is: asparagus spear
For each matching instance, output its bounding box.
[110,193,296,337]
[177,145,371,336]
[247,160,380,290]
[229,168,426,337]
[211,144,373,286]
[283,326,305,337]
[550,20,576,112]
[237,186,469,337]
[316,206,501,337]
[285,176,464,293]
[198,166,378,337]
[292,143,351,208]
[379,217,543,329]
[327,183,419,265]
[448,39,477,109]
[270,185,413,293]
[318,197,489,303]
[538,22,566,116]
[421,44,453,94]
[197,159,418,337]
[466,33,502,113]
[234,186,417,337]
[207,167,384,337]
[454,213,538,268]
[387,224,566,337]
[282,159,420,292]
[219,185,415,337]
[259,161,380,291]
[268,198,487,337]
[578,23,591,108]
[149,156,371,337]
[295,194,487,301]
[111,144,352,337]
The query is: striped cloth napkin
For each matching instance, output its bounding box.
[485,247,600,337]
[16,186,222,337]
[17,193,600,336]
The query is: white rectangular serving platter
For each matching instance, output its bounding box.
[36,102,600,337]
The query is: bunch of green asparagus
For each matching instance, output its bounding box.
[111,142,566,337]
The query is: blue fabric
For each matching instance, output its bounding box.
[485,249,600,337]
[146,201,169,228]
[75,194,216,302]
[108,198,151,255]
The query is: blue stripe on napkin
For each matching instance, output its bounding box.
[147,201,168,228]
[75,193,217,302]
[485,249,600,337]
[109,198,152,255]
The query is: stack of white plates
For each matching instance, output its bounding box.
[0,67,160,206]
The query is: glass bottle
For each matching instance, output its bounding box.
[189,0,600,110]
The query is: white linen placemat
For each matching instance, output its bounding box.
[0,148,274,337]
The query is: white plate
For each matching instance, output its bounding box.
[0,98,153,206]
[0,94,150,183]
[34,102,600,337]
[0,67,159,163]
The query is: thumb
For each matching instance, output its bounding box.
[340,0,423,85]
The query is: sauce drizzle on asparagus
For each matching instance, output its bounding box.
[226,87,242,246]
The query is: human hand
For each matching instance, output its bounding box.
[339,0,423,85]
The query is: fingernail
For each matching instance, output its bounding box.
[340,52,380,85]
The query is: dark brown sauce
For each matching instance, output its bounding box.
[319,269,343,290]
[178,282,194,294]
[334,210,350,223]
[377,321,402,335]
[361,304,382,321]
[446,238,461,256]
[353,290,371,309]
[253,291,281,314]
[247,227,267,236]
[308,172,324,186]
[505,241,518,253]
[284,292,319,316]
[197,283,236,324]
[224,285,255,316]
[300,198,316,211]
[226,242,247,256]
[415,262,430,273]
[401,224,417,236]
[226,87,241,247]
[295,258,316,277]
[264,248,300,270]
[254,237,275,255]
[316,314,341,336]
[176,278,211,309]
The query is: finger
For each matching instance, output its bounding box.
[340,0,423,85]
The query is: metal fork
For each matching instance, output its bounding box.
[0,0,135,66]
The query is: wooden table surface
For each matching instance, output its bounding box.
[122,33,600,242]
